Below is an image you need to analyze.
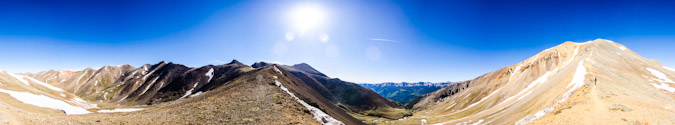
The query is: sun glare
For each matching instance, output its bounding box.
[288,4,326,35]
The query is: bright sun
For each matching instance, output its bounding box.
[288,4,326,34]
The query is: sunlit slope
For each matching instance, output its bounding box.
[0,70,96,116]
[388,39,675,124]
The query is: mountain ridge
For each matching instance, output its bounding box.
[363,39,675,124]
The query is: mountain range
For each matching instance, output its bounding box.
[373,39,675,124]
[358,82,454,108]
[1,39,674,124]
[1,60,411,124]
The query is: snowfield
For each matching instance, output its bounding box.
[6,72,30,85]
[618,46,627,50]
[651,83,675,93]
[0,89,91,115]
[508,64,522,82]
[206,68,214,83]
[97,108,144,113]
[646,68,674,83]
[190,91,205,97]
[179,82,199,100]
[23,75,64,92]
[646,68,675,93]
[273,75,343,125]
[273,66,284,75]
[465,88,502,110]
[139,77,160,96]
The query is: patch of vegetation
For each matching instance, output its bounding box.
[360,107,412,120]
[240,118,255,124]
[404,96,423,109]
[554,106,573,115]
[609,104,632,112]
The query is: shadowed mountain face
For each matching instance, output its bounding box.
[358,82,454,108]
[385,39,675,124]
[252,62,412,119]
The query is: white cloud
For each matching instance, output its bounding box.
[370,38,399,43]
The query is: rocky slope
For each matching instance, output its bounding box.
[25,60,252,106]
[2,60,373,124]
[252,62,412,120]
[371,39,675,124]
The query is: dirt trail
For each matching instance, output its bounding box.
[589,84,609,121]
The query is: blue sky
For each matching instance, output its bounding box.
[1,0,675,83]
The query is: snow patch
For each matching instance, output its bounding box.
[647,68,675,93]
[646,68,674,83]
[273,66,284,75]
[472,119,484,125]
[565,46,580,64]
[618,46,627,50]
[651,83,675,93]
[465,88,501,110]
[396,116,410,121]
[516,60,587,125]
[118,95,129,102]
[190,91,205,97]
[76,70,88,85]
[178,82,199,100]
[9,73,64,92]
[70,97,98,109]
[25,75,64,92]
[7,73,30,85]
[0,89,91,115]
[498,69,557,107]
[445,101,457,110]
[274,80,343,125]
[529,55,539,65]
[509,65,522,82]
[205,68,214,83]
[97,108,144,113]
[139,77,160,96]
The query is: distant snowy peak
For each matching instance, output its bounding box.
[361,82,455,87]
